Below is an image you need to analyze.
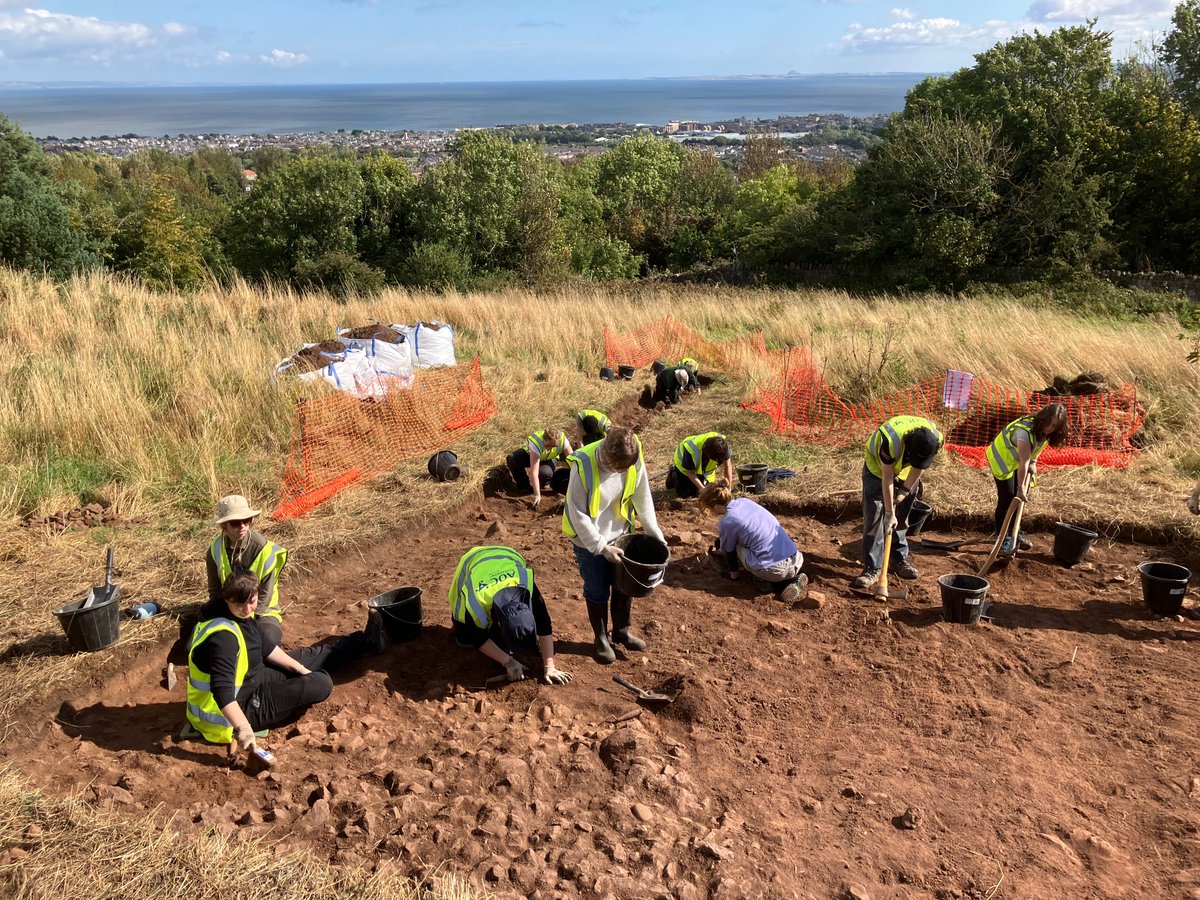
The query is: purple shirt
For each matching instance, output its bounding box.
[718,498,798,569]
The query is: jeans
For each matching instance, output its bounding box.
[860,465,917,571]
[241,633,364,731]
[572,543,620,608]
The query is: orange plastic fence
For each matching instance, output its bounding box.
[743,349,1145,468]
[272,358,497,519]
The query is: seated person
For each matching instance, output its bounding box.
[575,408,612,448]
[667,432,733,499]
[186,571,385,758]
[450,546,572,685]
[698,481,808,603]
[506,427,573,507]
[206,494,287,647]
[652,366,690,406]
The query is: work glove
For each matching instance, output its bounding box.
[234,723,256,751]
[504,657,528,682]
[1190,493,1200,516]
[601,543,625,564]
[543,664,573,686]
[881,508,898,533]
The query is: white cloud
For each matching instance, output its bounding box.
[260,48,309,67]
[891,7,915,20]
[841,17,1017,52]
[1026,1,1174,23]
[0,7,200,63]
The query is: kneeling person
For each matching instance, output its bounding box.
[450,546,572,685]
[668,432,733,499]
[699,482,807,602]
[186,572,386,759]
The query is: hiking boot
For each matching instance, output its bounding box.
[364,609,387,655]
[895,561,919,580]
[587,603,616,664]
[851,569,880,591]
[1017,532,1033,551]
[779,574,809,604]
[1000,534,1016,556]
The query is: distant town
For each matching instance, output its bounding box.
[37,112,889,169]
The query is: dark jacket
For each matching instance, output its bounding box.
[190,599,277,708]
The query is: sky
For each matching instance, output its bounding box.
[0,0,1184,84]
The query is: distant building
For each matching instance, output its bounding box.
[241,169,257,192]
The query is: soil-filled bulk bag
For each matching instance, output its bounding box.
[398,321,456,368]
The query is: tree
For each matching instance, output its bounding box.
[1162,0,1200,119]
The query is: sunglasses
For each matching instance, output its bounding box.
[223,518,253,527]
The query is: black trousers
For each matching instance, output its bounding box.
[241,633,365,731]
[666,468,702,498]
[506,449,559,493]
[994,476,1020,534]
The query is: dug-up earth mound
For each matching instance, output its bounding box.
[10,475,1200,898]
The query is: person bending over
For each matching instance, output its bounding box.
[699,481,807,603]
[985,403,1068,554]
[667,432,733,499]
[506,427,573,508]
[652,366,689,406]
[575,408,612,448]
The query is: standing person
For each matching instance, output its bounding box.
[652,366,690,406]
[206,495,288,646]
[506,428,573,508]
[986,403,1069,553]
[186,572,385,759]
[668,432,734,499]
[576,409,612,448]
[851,416,943,592]
[449,546,572,685]
[698,482,807,602]
[563,426,666,663]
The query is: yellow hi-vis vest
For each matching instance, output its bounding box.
[449,546,533,629]
[210,535,287,623]
[577,409,612,438]
[674,431,724,479]
[527,430,565,462]
[562,437,642,539]
[986,415,1047,481]
[864,415,942,482]
[186,617,249,744]
[681,357,699,371]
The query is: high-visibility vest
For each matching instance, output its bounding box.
[449,546,533,629]
[577,409,612,439]
[186,617,249,744]
[864,415,942,481]
[681,357,699,371]
[986,415,1047,481]
[674,431,725,479]
[210,535,287,623]
[562,437,642,539]
[528,430,565,462]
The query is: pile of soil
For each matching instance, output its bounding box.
[285,340,351,375]
[339,323,407,343]
[20,502,148,534]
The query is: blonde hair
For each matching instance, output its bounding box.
[698,479,733,513]
[542,428,563,449]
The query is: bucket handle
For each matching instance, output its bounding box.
[619,557,664,591]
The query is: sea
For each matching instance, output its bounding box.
[0,75,928,139]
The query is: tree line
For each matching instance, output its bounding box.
[8,13,1200,294]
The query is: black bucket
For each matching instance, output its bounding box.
[428,450,461,482]
[54,585,122,652]
[612,533,671,598]
[1052,522,1097,567]
[618,364,636,380]
[599,367,615,382]
[906,499,933,536]
[1137,561,1190,616]
[736,463,768,494]
[369,586,424,642]
[938,573,989,625]
[651,359,666,374]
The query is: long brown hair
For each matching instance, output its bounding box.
[1033,403,1069,447]
[698,479,734,513]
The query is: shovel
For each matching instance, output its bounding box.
[612,675,673,708]
[919,535,991,553]
[80,547,118,610]
[872,523,908,601]
[978,473,1031,578]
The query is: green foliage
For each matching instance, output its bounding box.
[1162,0,1200,119]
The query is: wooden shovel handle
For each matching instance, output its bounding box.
[612,675,648,697]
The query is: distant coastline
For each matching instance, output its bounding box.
[0,75,926,139]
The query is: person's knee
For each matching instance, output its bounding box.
[306,671,333,704]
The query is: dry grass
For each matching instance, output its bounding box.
[0,767,473,900]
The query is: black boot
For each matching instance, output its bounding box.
[586,603,616,664]
[610,593,646,651]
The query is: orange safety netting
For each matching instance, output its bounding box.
[272,358,497,519]
[742,349,1145,468]
[603,317,776,373]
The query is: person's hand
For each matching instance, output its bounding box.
[1189,493,1200,516]
[234,723,256,751]
[530,494,542,509]
[601,544,625,564]
[294,665,312,676]
[882,508,898,533]
[504,656,528,682]
[543,663,573,685]
[1015,488,1029,503]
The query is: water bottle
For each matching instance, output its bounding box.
[128,601,159,620]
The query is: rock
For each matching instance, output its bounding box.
[797,591,826,610]
[841,786,861,799]
[897,806,922,829]
[237,809,263,826]
[485,521,508,540]
[697,834,732,860]
[800,797,823,813]
[763,621,791,637]
[495,755,532,795]
[632,803,654,823]
[844,884,871,900]
[305,798,332,827]
[100,784,134,805]
[598,728,651,775]
[24,824,43,839]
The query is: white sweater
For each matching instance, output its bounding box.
[566,459,665,555]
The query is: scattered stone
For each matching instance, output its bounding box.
[844,884,871,900]
[237,809,263,826]
[632,803,654,823]
[797,591,826,610]
[763,621,791,637]
[598,728,651,775]
[841,786,861,799]
[305,798,332,827]
[897,806,922,830]
[485,521,509,540]
[696,832,732,860]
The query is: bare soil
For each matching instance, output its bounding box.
[8,396,1200,899]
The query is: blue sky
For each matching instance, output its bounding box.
[0,1,1181,83]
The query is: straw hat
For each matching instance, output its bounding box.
[211,494,260,526]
